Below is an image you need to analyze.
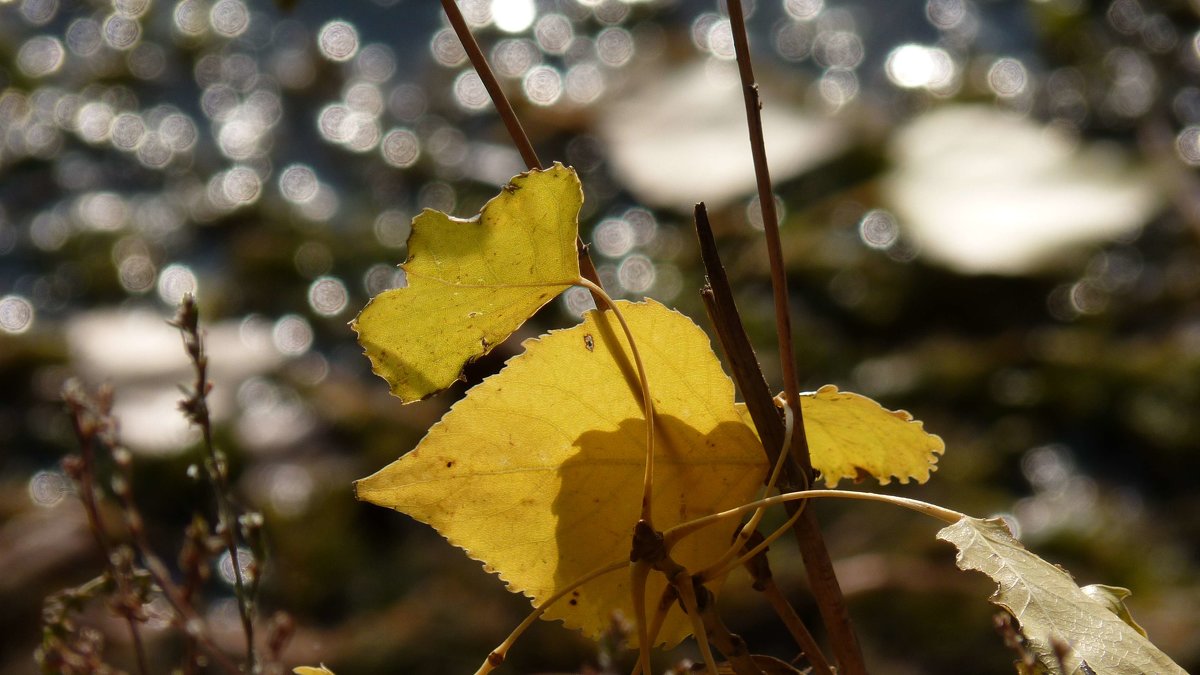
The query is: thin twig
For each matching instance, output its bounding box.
[693,203,867,673]
[114,483,244,675]
[63,382,242,675]
[439,0,606,297]
[692,580,764,675]
[171,296,257,669]
[440,0,540,170]
[738,531,833,675]
[62,385,151,675]
[714,21,871,661]
[723,0,805,452]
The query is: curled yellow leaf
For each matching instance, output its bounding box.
[737,386,943,486]
[353,163,582,402]
[799,385,945,486]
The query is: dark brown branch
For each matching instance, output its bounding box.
[721,0,868,669]
[739,531,833,675]
[694,203,866,674]
[693,579,764,675]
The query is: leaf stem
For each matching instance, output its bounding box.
[576,278,658,525]
[674,577,719,675]
[632,585,676,675]
[667,490,963,546]
[703,494,804,583]
[474,559,626,675]
[696,403,800,581]
[630,560,654,675]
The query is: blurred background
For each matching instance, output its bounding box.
[2,0,1199,672]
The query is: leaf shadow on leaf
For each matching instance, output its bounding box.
[550,415,765,646]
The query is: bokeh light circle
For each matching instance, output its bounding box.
[0,295,35,334]
[381,128,420,168]
[318,21,359,62]
[308,276,349,316]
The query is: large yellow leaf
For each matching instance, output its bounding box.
[355,300,767,644]
[737,386,944,486]
[938,517,1186,674]
[353,163,582,402]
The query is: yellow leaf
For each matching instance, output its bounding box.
[738,386,943,486]
[293,666,335,675]
[353,163,582,402]
[799,385,944,486]
[939,517,1186,674]
[355,299,767,645]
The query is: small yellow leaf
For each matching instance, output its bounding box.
[353,163,582,402]
[800,385,944,486]
[737,386,944,486]
[356,300,767,645]
[293,666,335,675]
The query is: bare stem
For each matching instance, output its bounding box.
[577,278,657,525]
[62,390,150,675]
[440,0,539,170]
[760,578,834,675]
[171,296,256,668]
[439,0,605,297]
[694,201,864,673]
[723,0,804,444]
[734,529,833,675]
[474,559,626,675]
[694,583,763,675]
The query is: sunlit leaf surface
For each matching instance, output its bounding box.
[353,163,582,402]
[356,300,767,644]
